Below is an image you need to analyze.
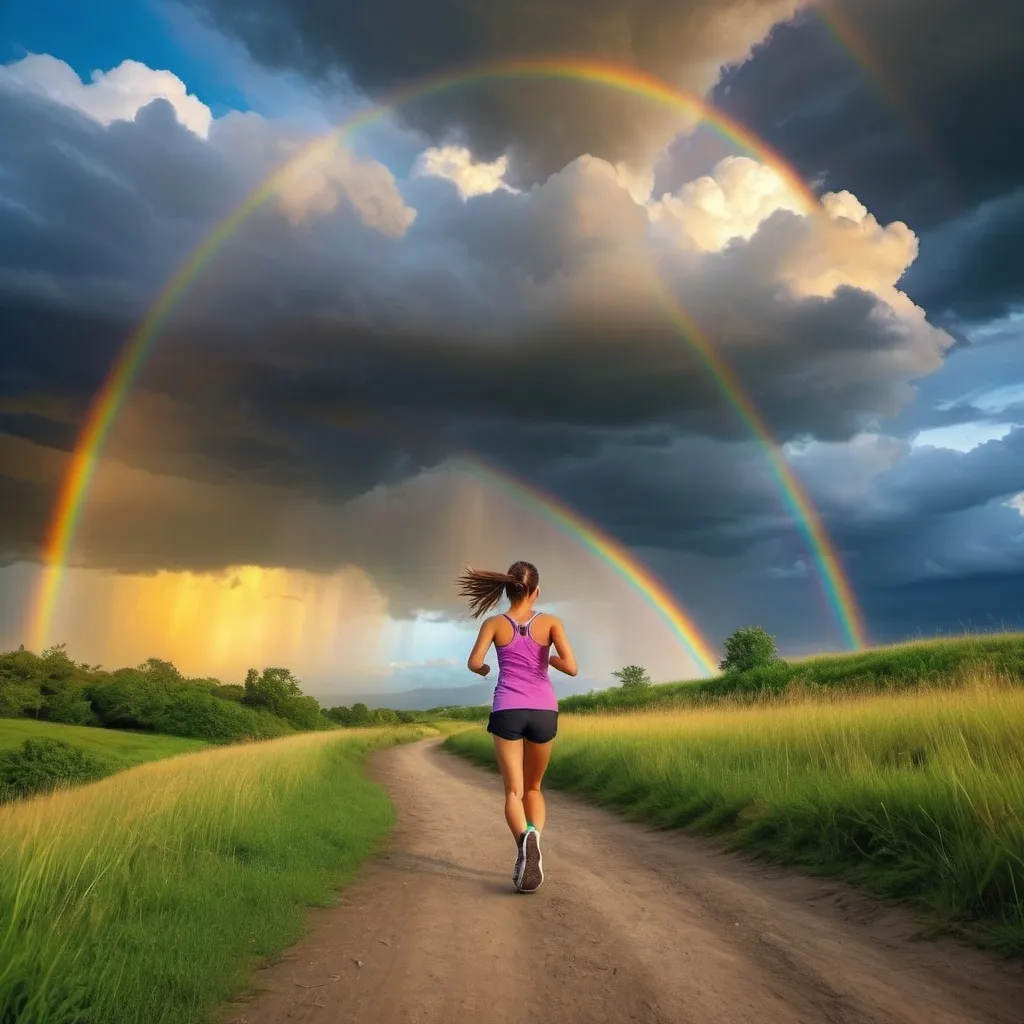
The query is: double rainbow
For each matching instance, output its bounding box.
[27,55,867,659]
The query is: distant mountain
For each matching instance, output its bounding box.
[317,678,588,711]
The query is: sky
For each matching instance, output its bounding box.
[0,0,1022,697]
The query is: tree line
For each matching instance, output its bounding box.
[0,644,418,742]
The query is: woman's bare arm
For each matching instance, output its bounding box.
[548,617,578,677]
[467,617,497,676]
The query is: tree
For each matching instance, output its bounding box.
[40,643,75,683]
[349,702,372,726]
[612,665,652,690]
[242,667,302,714]
[138,658,183,686]
[325,705,352,725]
[719,626,779,674]
[241,667,322,728]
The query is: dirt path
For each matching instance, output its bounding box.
[222,739,1024,1024]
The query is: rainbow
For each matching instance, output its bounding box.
[459,455,719,675]
[27,54,857,653]
[653,284,868,649]
[815,2,957,202]
[318,406,720,673]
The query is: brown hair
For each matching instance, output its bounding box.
[456,560,539,618]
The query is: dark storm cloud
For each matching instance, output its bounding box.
[0,65,952,503]
[124,267,946,487]
[871,428,1024,521]
[785,428,1024,596]
[0,64,417,323]
[7,49,1017,623]
[715,0,1024,225]
[865,572,1024,642]
[901,189,1024,323]
[0,86,233,305]
[709,0,1024,320]
[187,0,802,184]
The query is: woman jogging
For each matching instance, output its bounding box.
[457,560,577,892]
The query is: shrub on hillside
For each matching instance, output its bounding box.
[325,703,372,726]
[87,671,173,730]
[211,683,245,702]
[0,738,110,801]
[720,626,780,674]
[325,704,411,726]
[0,680,43,718]
[42,683,98,726]
[154,688,294,743]
[283,694,325,730]
[721,659,794,695]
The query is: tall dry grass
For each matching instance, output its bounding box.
[448,676,1024,951]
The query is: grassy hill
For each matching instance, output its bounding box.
[0,718,209,803]
[0,717,206,763]
[561,633,1024,714]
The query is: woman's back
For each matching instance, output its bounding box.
[492,612,557,712]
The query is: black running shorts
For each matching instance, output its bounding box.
[487,708,559,744]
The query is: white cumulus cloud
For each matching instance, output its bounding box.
[276,140,416,235]
[0,54,213,137]
[412,144,517,199]
[648,155,805,252]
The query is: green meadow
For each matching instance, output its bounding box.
[559,633,1024,713]
[425,633,1024,724]
[0,725,430,1024]
[0,716,207,761]
[0,718,208,804]
[448,674,1024,954]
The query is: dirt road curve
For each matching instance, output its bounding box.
[223,740,1024,1024]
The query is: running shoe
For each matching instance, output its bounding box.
[518,828,543,892]
[512,836,526,887]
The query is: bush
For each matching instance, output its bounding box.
[720,626,780,674]
[281,694,325,730]
[0,738,110,801]
[153,689,294,743]
[211,683,245,702]
[42,684,97,726]
[0,681,43,718]
[88,672,172,730]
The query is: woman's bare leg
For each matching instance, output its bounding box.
[493,736,527,839]
[522,739,553,833]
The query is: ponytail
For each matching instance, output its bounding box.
[456,560,539,618]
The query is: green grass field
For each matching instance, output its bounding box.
[559,633,1024,714]
[0,725,430,1024]
[447,678,1024,953]
[0,717,207,764]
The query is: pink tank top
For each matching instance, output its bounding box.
[491,613,558,712]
